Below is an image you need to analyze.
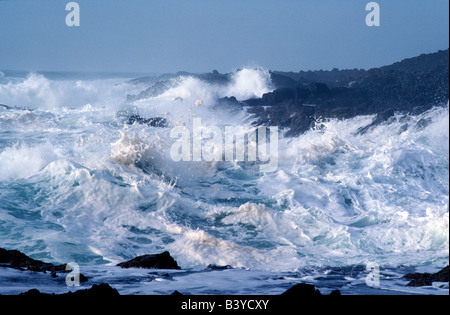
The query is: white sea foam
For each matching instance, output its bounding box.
[0,71,448,272]
[130,68,272,129]
[0,143,58,181]
[0,73,139,109]
[149,67,271,105]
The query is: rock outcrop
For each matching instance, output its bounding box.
[127,115,168,127]
[245,49,449,136]
[403,265,449,287]
[20,283,120,296]
[0,247,65,273]
[0,247,88,282]
[281,283,341,296]
[117,251,181,270]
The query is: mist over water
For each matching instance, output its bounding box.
[0,70,448,274]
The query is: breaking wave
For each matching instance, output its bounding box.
[0,70,448,271]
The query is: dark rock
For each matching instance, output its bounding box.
[0,247,65,273]
[19,289,43,296]
[309,82,331,95]
[269,72,299,89]
[357,109,395,134]
[273,68,367,88]
[281,283,322,296]
[245,85,312,106]
[245,49,449,137]
[117,251,181,270]
[216,96,245,107]
[207,264,233,270]
[415,117,432,130]
[171,290,183,296]
[433,266,449,282]
[19,283,119,296]
[68,283,120,296]
[127,115,169,128]
[79,273,89,282]
[197,70,232,85]
[0,247,88,281]
[399,124,409,133]
[281,283,342,296]
[406,277,433,287]
[403,266,449,287]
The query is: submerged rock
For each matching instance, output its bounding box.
[403,266,449,287]
[20,283,120,296]
[207,264,233,270]
[216,96,244,107]
[117,251,181,270]
[127,115,169,128]
[281,283,341,296]
[281,283,321,296]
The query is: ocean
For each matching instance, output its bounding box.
[0,69,448,295]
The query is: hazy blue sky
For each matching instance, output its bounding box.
[0,0,448,73]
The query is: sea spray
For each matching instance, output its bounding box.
[0,70,448,272]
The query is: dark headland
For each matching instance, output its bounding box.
[127,49,449,137]
[245,49,449,136]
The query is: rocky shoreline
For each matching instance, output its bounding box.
[243,49,449,136]
[1,248,448,296]
[122,49,449,137]
[1,50,448,297]
[403,266,449,287]
[3,50,448,138]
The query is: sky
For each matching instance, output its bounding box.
[0,0,449,73]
